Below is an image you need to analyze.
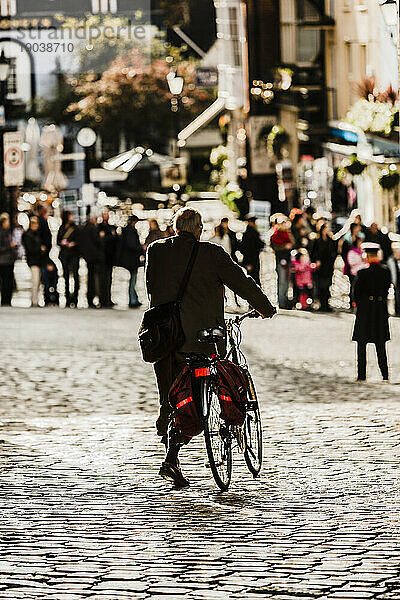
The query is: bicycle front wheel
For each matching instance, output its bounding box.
[201,378,232,491]
[244,372,263,477]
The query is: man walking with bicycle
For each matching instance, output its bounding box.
[145,207,276,488]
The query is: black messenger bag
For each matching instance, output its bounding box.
[138,242,199,364]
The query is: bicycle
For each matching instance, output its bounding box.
[192,310,263,491]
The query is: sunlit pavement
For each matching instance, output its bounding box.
[1,305,400,600]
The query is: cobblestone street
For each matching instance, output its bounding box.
[1,306,400,600]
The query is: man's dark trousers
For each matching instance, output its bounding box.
[357,341,389,380]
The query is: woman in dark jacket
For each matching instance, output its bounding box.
[311,223,338,312]
[0,213,16,306]
[57,210,80,307]
[22,216,44,307]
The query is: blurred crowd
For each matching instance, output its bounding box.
[270,207,399,314]
[0,203,399,314]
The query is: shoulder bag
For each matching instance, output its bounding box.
[138,242,199,364]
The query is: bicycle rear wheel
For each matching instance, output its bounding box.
[201,378,232,491]
[244,372,263,477]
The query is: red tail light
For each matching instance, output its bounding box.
[195,368,210,377]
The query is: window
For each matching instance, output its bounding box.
[0,0,16,17]
[92,0,118,13]
[228,6,241,68]
[297,0,319,22]
[343,0,351,11]
[7,57,16,95]
[297,29,320,64]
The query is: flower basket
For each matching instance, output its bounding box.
[345,156,367,176]
[379,172,400,191]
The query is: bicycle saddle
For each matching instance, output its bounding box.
[197,327,225,343]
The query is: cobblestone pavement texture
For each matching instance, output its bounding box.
[1,305,400,600]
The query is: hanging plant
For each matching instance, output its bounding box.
[344,154,367,176]
[267,125,290,157]
[379,171,400,191]
[220,184,242,214]
[210,145,228,171]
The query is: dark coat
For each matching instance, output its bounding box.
[38,216,52,255]
[364,230,392,262]
[57,223,80,262]
[311,236,338,279]
[352,263,392,343]
[78,222,104,265]
[146,231,275,354]
[97,222,117,266]
[22,229,44,267]
[0,229,16,266]
[117,225,143,271]
[240,226,265,268]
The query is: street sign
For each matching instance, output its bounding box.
[195,67,218,88]
[4,131,24,187]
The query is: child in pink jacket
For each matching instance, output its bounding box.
[292,250,317,309]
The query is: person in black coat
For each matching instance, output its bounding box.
[78,216,106,308]
[240,216,265,286]
[310,224,338,312]
[118,215,144,308]
[57,210,80,308]
[352,243,391,382]
[36,204,52,257]
[97,211,117,308]
[364,222,392,263]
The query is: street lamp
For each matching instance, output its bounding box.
[167,72,184,159]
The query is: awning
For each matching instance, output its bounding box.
[102,149,185,173]
[178,97,225,143]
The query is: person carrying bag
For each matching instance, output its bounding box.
[138,241,199,363]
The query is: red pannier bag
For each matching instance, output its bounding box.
[216,359,248,426]
[169,366,203,438]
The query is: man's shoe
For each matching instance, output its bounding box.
[159,462,190,488]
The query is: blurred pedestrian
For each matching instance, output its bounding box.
[290,211,308,249]
[98,211,117,308]
[365,222,391,262]
[387,243,400,316]
[347,237,367,301]
[291,248,317,310]
[144,219,165,250]
[0,213,17,306]
[352,242,391,382]
[36,204,52,258]
[118,215,144,308]
[78,213,105,308]
[240,216,265,286]
[23,216,45,307]
[57,210,80,308]
[220,217,239,261]
[311,223,337,312]
[11,215,25,260]
[42,259,59,306]
[270,216,293,308]
[210,224,231,254]
[340,222,362,279]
